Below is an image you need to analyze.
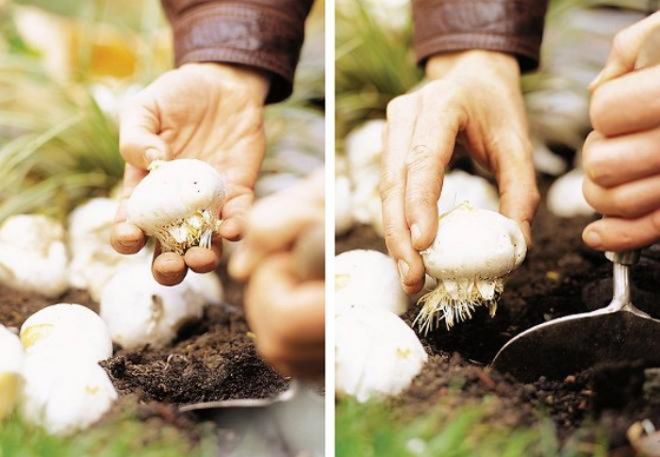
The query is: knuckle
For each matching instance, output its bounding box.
[382,222,404,246]
[610,189,631,217]
[589,90,612,133]
[582,149,612,187]
[582,179,599,209]
[406,187,437,209]
[406,144,434,170]
[610,31,630,63]
[529,188,541,209]
[386,95,414,118]
[651,210,660,234]
[378,172,401,199]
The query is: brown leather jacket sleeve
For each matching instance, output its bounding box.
[412,0,548,72]
[162,0,314,103]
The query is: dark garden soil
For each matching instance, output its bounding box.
[0,262,288,407]
[336,179,660,453]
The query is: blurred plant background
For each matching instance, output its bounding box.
[0,0,325,222]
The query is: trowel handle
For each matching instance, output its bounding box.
[605,250,640,266]
[292,224,325,282]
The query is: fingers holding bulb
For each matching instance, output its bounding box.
[152,247,188,286]
[111,222,146,254]
[219,189,254,241]
[184,241,222,273]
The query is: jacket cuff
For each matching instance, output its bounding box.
[170,2,309,103]
[412,0,548,72]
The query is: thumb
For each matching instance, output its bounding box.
[590,13,660,90]
[119,93,170,170]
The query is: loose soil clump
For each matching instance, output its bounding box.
[103,304,288,405]
[337,179,660,449]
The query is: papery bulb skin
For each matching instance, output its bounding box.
[126,159,225,254]
[335,249,408,316]
[335,306,427,402]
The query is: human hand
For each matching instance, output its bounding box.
[380,50,538,294]
[582,14,660,252]
[110,63,269,285]
[230,171,325,379]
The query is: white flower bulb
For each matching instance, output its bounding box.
[0,215,69,298]
[418,204,526,331]
[100,263,217,349]
[345,119,385,172]
[0,325,24,420]
[335,175,354,235]
[21,355,117,435]
[346,120,385,229]
[20,304,112,363]
[335,306,427,402]
[335,250,409,316]
[126,159,225,254]
[68,197,148,301]
[437,170,499,214]
[547,169,595,218]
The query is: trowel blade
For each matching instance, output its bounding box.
[491,310,660,383]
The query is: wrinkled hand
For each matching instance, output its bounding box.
[111,63,268,285]
[582,13,660,251]
[381,50,538,294]
[230,171,325,379]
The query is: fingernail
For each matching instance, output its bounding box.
[410,224,422,247]
[397,259,409,282]
[583,229,602,248]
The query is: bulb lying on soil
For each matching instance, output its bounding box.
[417,203,526,332]
[0,325,24,420]
[68,197,148,300]
[20,355,117,435]
[345,120,384,230]
[335,306,427,402]
[0,215,69,298]
[437,170,499,214]
[335,249,408,316]
[126,159,225,254]
[547,169,594,218]
[20,304,112,363]
[100,263,221,349]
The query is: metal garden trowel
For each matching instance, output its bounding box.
[491,26,660,383]
[491,250,660,382]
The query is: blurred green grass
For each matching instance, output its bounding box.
[0,410,216,457]
[336,398,609,457]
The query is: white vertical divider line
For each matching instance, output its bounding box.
[324,0,336,455]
